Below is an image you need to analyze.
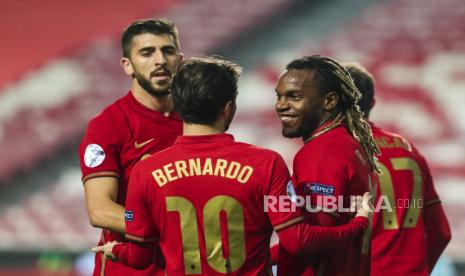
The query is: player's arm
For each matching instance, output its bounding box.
[97,163,159,269]
[92,241,155,270]
[275,192,370,255]
[269,193,368,265]
[267,154,369,256]
[414,149,452,272]
[84,176,125,233]
[80,116,127,233]
[417,151,451,271]
[274,203,369,276]
[424,202,451,272]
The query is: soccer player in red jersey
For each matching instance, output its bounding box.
[78,19,183,276]
[344,62,451,276]
[274,55,381,276]
[92,56,372,275]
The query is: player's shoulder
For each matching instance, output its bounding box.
[86,94,130,130]
[295,126,368,173]
[232,141,284,161]
[371,123,414,154]
[372,124,406,141]
[298,125,357,158]
[132,144,175,172]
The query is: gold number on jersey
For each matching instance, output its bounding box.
[378,157,422,230]
[166,195,246,274]
[166,197,202,274]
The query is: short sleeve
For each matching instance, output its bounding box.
[79,114,123,182]
[265,153,303,231]
[292,147,349,209]
[125,164,159,242]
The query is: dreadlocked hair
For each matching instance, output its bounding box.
[287,55,381,173]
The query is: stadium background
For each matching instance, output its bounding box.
[1,0,464,274]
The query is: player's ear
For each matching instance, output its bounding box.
[223,101,236,131]
[370,99,376,110]
[223,101,236,119]
[323,91,339,111]
[121,57,134,76]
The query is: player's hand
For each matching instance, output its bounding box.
[355,192,373,218]
[92,241,120,261]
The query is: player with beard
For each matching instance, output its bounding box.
[274,55,380,276]
[78,19,183,276]
[92,56,372,275]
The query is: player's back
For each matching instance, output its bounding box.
[144,134,285,275]
[371,124,435,276]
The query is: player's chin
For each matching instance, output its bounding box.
[148,87,171,97]
[153,83,171,93]
[281,127,300,138]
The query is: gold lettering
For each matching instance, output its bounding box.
[214,159,228,177]
[175,160,189,178]
[382,136,393,148]
[203,158,213,175]
[189,158,201,175]
[375,137,385,148]
[237,166,253,184]
[152,169,168,187]
[164,163,178,182]
[226,161,241,179]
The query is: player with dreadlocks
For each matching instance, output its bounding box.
[273,55,379,276]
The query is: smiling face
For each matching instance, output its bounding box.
[275,69,329,141]
[122,33,183,97]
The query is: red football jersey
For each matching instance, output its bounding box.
[78,91,182,275]
[371,123,441,276]
[125,134,302,275]
[291,122,374,276]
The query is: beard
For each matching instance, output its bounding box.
[281,127,303,138]
[134,70,171,98]
[281,118,318,140]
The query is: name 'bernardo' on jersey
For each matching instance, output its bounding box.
[152,158,254,187]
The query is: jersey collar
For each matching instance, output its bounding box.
[175,134,235,145]
[304,113,344,143]
[127,91,181,121]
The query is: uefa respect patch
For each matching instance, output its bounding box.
[125,210,134,222]
[304,183,335,196]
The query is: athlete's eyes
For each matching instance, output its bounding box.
[161,46,177,56]
[138,47,155,57]
[287,92,303,101]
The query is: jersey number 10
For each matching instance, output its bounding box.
[166,195,246,274]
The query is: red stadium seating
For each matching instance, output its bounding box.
[0,0,293,182]
[0,0,295,250]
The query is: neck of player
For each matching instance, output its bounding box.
[132,87,173,114]
[183,121,226,136]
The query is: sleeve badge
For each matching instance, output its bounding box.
[84,144,105,168]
